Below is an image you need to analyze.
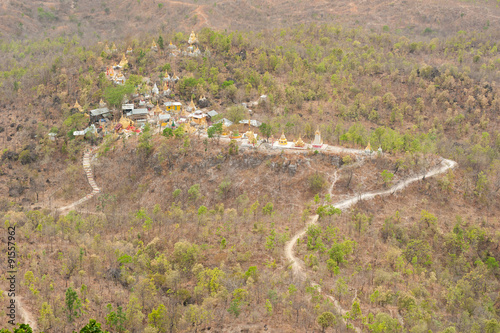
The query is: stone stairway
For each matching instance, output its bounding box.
[59,147,100,212]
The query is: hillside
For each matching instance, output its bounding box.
[2,0,500,41]
[0,2,499,333]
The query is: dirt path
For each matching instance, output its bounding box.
[58,147,100,213]
[16,296,38,331]
[284,157,457,331]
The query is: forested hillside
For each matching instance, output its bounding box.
[0,6,499,333]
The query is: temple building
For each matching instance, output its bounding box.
[188,31,198,45]
[168,41,177,50]
[312,127,323,148]
[279,132,288,146]
[164,101,182,112]
[295,135,305,148]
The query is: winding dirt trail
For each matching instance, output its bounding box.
[285,157,457,330]
[58,147,100,213]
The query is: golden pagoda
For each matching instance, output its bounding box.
[104,43,111,54]
[99,99,106,107]
[189,98,196,110]
[295,135,305,148]
[162,81,169,92]
[111,43,118,52]
[278,132,288,145]
[73,99,83,112]
[151,40,158,51]
[126,46,133,54]
[365,142,372,152]
[247,131,257,144]
[183,122,196,134]
[119,54,128,67]
[119,116,134,129]
[152,102,162,115]
[188,31,198,45]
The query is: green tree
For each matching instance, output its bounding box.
[309,172,326,193]
[188,184,201,202]
[157,35,164,50]
[381,170,394,187]
[226,105,247,123]
[259,123,273,139]
[65,287,82,322]
[138,124,153,157]
[105,304,126,332]
[78,319,110,333]
[317,312,336,332]
[162,127,173,138]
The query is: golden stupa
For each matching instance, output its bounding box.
[189,98,196,110]
[153,102,162,115]
[111,43,118,52]
[295,135,305,147]
[73,99,83,112]
[162,81,169,92]
[99,99,106,107]
[151,40,158,50]
[278,132,288,145]
[188,31,198,45]
[104,43,111,54]
[126,46,133,53]
[119,116,134,129]
[119,54,128,67]
[365,142,372,152]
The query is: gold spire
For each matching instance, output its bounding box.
[189,98,196,110]
[162,81,169,91]
[365,141,372,152]
[126,45,133,53]
[151,40,157,48]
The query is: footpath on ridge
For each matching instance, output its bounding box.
[285,152,457,331]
